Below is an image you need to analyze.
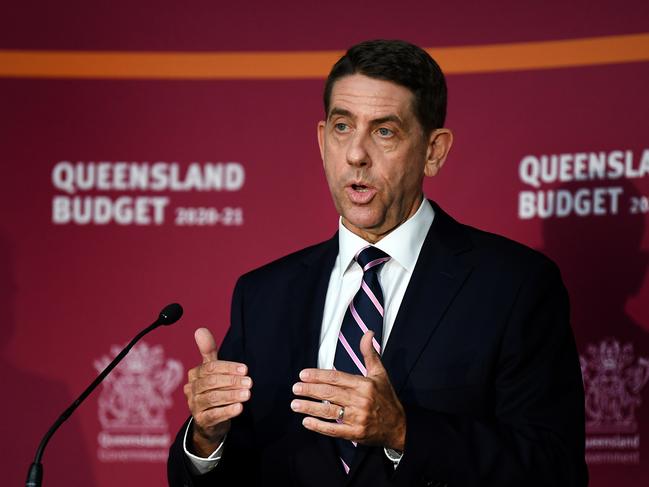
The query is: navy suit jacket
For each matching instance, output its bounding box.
[168,201,588,487]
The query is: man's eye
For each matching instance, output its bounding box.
[377,127,394,137]
[334,123,349,132]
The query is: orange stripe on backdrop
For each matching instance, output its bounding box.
[0,33,648,79]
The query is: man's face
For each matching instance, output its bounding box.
[318,74,443,243]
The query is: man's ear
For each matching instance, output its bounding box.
[317,120,326,165]
[424,128,453,177]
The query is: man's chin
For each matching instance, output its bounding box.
[341,211,388,237]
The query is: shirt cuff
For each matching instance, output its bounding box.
[384,447,404,469]
[183,418,225,475]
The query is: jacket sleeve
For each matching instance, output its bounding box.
[393,259,588,487]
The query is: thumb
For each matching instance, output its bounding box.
[194,327,218,364]
[360,331,385,377]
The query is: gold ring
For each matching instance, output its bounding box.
[336,406,345,423]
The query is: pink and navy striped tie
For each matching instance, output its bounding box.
[333,245,390,474]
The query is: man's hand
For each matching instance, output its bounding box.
[184,327,252,457]
[291,331,406,451]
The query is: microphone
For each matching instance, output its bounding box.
[26,303,184,487]
[159,302,183,325]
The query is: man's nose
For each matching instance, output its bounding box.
[346,130,371,167]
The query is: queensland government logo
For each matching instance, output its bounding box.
[94,341,183,462]
[580,338,649,464]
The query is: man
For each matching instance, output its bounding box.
[167,40,588,486]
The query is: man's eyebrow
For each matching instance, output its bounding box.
[328,107,353,121]
[327,109,404,126]
[371,115,403,126]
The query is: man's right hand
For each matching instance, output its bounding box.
[185,327,252,457]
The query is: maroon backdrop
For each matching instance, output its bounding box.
[1,2,648,486]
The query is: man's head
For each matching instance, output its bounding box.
[323,39,447,137]
[318,40,453,243]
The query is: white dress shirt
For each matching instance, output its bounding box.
[185,198,435,474]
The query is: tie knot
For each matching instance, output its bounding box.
[355,246,390,272]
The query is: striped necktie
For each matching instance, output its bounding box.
[333,245,390,474]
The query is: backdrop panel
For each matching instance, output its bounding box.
[1,2,648,486]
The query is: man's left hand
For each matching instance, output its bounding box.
[291,331,406,451]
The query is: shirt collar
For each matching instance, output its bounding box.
[337,198,435,274]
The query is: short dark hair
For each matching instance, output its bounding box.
[323,39,447,135]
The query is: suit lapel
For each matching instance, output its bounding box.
[381,202,474,393]
[294,234,339,370]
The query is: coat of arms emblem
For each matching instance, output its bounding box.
[94,341,183,431]
[580,339,649,433]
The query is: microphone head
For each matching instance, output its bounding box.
[158,303,183,325]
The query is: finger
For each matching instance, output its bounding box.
[188,361,246,383]
[194,387,251,411]
[192,374,252,395]
[299,368,362,388]
[197,360,248,378]
[292,382,352,405]
[290,398,345,421]
[360,331,385,377]
[301,416,355,440]
[195,327,218,364]
[195,402,244,426]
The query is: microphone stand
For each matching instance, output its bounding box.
[26,303,182,487]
